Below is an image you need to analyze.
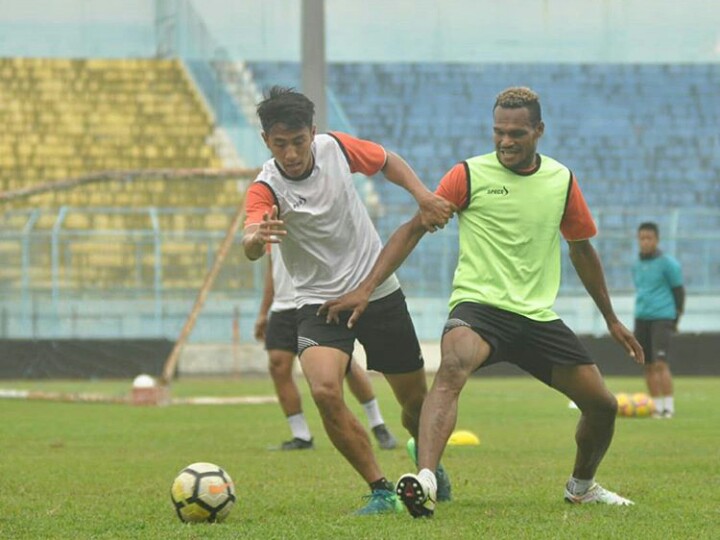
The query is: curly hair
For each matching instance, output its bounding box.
[493,87,542,125]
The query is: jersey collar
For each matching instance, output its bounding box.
[639,249,662,260]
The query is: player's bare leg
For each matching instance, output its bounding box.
[346,360,375,403]
[346,360,397,449]
[301,346,402,514]
[383,368,427,439]
[648,359,674,417]
[552,364,616,479]
[644,362,663,399]
[396,327,490,516]
[268,349,301,416]
[657,361,673,398]
[299,346,382,482]
[552,364,633,505]
[418,327,490,470]
[268,349,313,450]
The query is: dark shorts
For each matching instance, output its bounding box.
[444,302,594,385]
[296,288,424,375]
[265,309,298,353]
[634,319,674,363]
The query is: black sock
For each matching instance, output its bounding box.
[369,477,394,492]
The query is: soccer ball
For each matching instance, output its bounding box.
[170,462,236,523]
[615,393,635,417]
[632,392,656,417]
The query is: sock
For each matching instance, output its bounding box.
[362,398,385,429]
[567,476,594,496]
[664,396,674,414]
[287,412,312,441]
[369,477,394,492]
[653,396,666,412]
[418,468,437,493]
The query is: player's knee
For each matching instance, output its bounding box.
[268,354,292,380]
[436,356,470,391]
[588,392,617,419]
[605,393,618,416]
[309,382,343,414]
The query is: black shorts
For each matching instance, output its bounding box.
[296,288,424,375]
[634,319,674,363]
[265,309,298,353]
[444,302,594,385]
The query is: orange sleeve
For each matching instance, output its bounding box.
[243,182,276,229]
[329,131,387,176]
[560,175,597,241]
[434,163,469,209]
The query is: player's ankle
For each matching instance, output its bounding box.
[418,468,437,492]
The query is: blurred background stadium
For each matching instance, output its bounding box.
[0,0,718,378]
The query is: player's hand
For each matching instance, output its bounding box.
[251,205,286,247]
[254,315,268,341]
[418,193,456,232]
[608,320,644,364]
[317,288,371,329]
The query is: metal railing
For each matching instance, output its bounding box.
[1,205,718,340]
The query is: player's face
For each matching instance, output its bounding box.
[263,123,316,179]
[638,229,658,255]
[493,107,544,171]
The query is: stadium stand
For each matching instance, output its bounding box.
[0,58,227,200]
[246,62,720,295]
[247,62,720,210]
[0,58,251,294]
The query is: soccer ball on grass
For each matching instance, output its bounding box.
[615,392,656,418]
[615,393,635,417]
[631,392,656,417]
[170,462,236,523]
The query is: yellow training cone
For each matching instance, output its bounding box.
[448,430,481,446]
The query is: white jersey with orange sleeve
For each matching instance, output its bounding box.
[245,132,400,307]
[269,243,296,312]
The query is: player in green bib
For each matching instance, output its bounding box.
[320,87,645,516]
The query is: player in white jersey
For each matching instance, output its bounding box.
[242,86,456,515]
[255,244,398,451]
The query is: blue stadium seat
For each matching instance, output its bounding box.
[247,62,719,291]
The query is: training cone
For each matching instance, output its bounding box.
[448,430,481,446]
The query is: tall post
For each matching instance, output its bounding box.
[301,0,327,131]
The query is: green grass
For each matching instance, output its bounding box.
[1,376,717,539]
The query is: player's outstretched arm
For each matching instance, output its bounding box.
[242,205,286,261]
[319,213,427,327]
[254,256,275,341]
[382,152,456,232]
[568,239,644,364]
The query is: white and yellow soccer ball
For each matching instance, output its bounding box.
[171,462,236,523]
[631,392,656,418]
[615,392,636,417]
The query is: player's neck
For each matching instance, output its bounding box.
[639,249,661,260]
[514,154,539,174]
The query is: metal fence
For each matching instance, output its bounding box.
[1,205,718,340]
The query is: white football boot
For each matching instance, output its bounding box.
[564,482,634,506]
[396,473,436,517]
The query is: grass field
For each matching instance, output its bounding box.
[1,375,717,539]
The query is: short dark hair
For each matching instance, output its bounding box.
[493,87,542,126]
[638,222,659,237]
[256,86,314,133]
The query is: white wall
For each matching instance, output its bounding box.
[195,0,720,62]
[0,0,718,62]
[0,0,154,57]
